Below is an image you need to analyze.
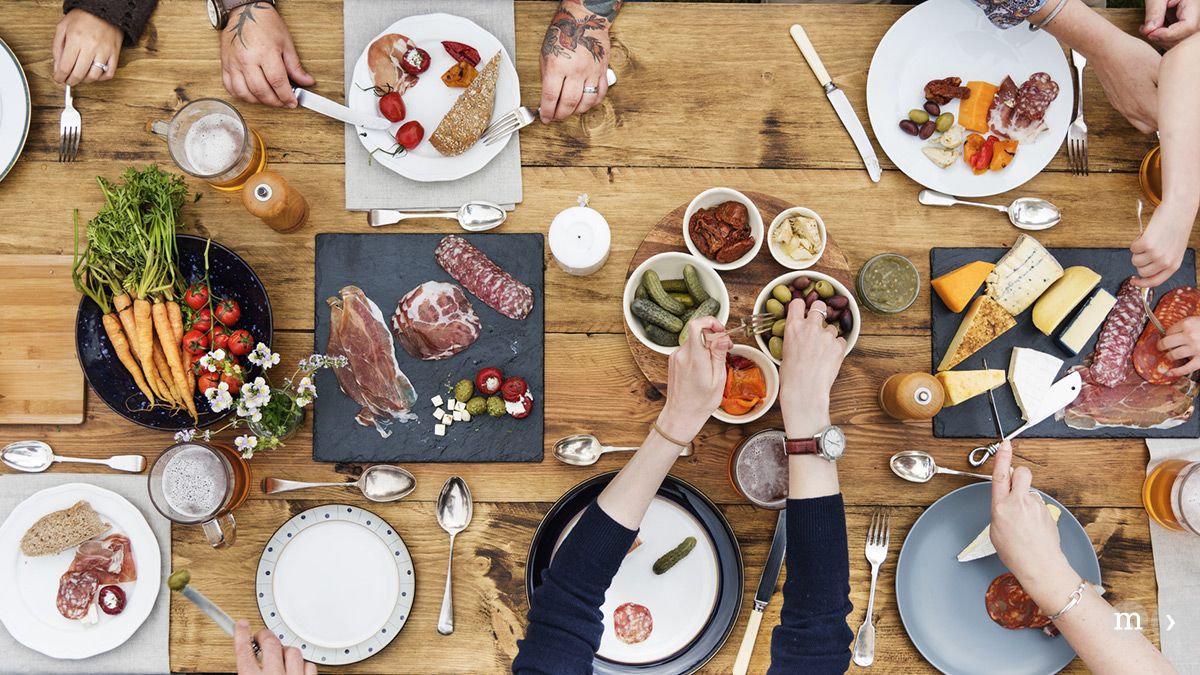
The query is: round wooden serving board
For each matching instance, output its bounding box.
[626,191,853,394]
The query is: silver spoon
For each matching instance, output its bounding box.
[552,434,692,466]
[261,464,415,502]
[368,200,507,231]
[436,476,472,636]
[918,189,1061,231]
[1,440,145,473]
[889,450,991,483]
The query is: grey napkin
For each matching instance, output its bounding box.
[0,473,171,675]
[343,0,523,211]
[1145,439,1200,674]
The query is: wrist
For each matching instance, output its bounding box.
[655,406,704,445]
[1013,556,1079,609]
[783,405,830,438]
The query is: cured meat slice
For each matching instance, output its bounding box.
[391,282,482,360]
[435,236,534,320]
[1060,362,1195,430]
[70,534,136,584]
[367,33,419,94]
[612,602,653,644]
[1090,279,1148,388]
[1133,287,1200,384]
[985,572,1052,631]
[57,570,98,620]
[988,73,1060,144]
[327,285,418,438]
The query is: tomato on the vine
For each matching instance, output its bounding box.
[214,298,241,326]
[220,367,244,395]
[190,307,213,333]
[379,92,406,123]
[182,329,210,356]
[212,324,231,351]
[396,121,424,150]
[228,329,255,356]
[198,370,220,394]
[183,282,210,310]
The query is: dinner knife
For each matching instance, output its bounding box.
[732,509,788,675]
[293,87,392,130]
[788,24,882,183]
[169,570,262,658]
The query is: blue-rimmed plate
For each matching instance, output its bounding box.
[256,504,414,666]
[0,37,29,183]
[896,482,1101,675]
[527,472,742,674]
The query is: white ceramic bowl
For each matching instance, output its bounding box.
[681,188,765,271]
[767,207,827,270]
[754,271,861,364]
[712,345,780,425]
[624,252,731,356]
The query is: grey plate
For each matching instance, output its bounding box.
[895,483,1100,675]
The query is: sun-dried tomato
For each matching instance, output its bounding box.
[442,41,481,67]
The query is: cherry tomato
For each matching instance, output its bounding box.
[396,121,424,150]
[182,329,210,356]
[400,46,431,75]
[198,370,220,394]
[379,92,406,123]
[98,585,126,615]
[501,376,528,402]
[228,329,255,356]
[214,298,241,326]
[476,367,503,395]
[190,307,213,333]
[183,282,210,310]
[189,352,206,375]
[220,367,244,395]
[212,324,231,351]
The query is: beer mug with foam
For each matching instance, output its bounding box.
[150,99,266,192]
[148,442,251,548]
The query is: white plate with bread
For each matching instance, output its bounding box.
[0,483,160,659]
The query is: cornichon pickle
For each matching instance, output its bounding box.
[643,270,687,315]
[772,284,793,305]
[765,298,785,318]
[634,284,649,301]
[769,336,784,360]
[643,322,679,347]
[670,292,696,309]
[678,298,721,345]
[660,278,688,293]
[652,536,697,575]
[682,264,710,304]
[632,298,684,333]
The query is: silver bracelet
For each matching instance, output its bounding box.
[1030,0,1069,31]
[1046,579,1089,621]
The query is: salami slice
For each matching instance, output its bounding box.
[1091,279,1149,388]
[1133,287,1200,384]
[434,235,534,321]
[612,602,653,645]
[985,572,1053,630]
[57,570,98,620]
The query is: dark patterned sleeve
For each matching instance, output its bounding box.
[972,0,1049,28]
[63,0,158,45]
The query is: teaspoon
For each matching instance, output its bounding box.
[261,464,416,502]
[436,476,473,636]
[368,200,507,231]
[889,450,991,483]
[552,434,692,466]
[918,189,1061,231]
[1,440,145,473]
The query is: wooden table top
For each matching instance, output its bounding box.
[0,1,1176,672]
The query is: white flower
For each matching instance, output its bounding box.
[295,395,312,408]
[236,399,263,422]
[174,429,196,443]
[234,434,258,458]
[205,381,233,413]
[242,377,271,408]
[296,376,317,398]
[199,349,227,373]
[248,343,280,369]
[202,430,212,441]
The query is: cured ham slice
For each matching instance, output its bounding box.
[1060,362,1195,430]
[69,534,136,584]
[367,33,420,94]
[327,285,418,438]
[391,282,481,360]
[988,73,1059,144]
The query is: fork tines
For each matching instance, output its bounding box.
[740,312,777,337]
[867,508,891,553]
[59,127,80,163]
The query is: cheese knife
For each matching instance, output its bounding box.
[293,87,392,130]
[732,509,788,675]
[789,24,882,183]
[968,371,1083,467]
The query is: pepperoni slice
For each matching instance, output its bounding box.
[612,602,653,645]
[1133,287,1200,384]
[985,572,1044,630]
[57,570,98,620]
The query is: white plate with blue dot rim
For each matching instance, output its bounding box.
[256,504,414,666]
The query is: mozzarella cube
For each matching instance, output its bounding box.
[431,395,444,407]
[462,411,472,422]
[455,401,466,412]
[453,410,464,421]
[434,423,446,436]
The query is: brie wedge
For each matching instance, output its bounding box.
[957,501,1063,562]
[1007,347,1064,421]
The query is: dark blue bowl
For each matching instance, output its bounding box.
[75,234,273,431]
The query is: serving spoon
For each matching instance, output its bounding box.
[368,200,506,231]
[552,434,692,466]
[918,189,1061,231]
[889,450,991,483]
[1,440,145,473]
[262,464,416,502]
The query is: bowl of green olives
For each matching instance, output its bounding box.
[623,252,730,355]
[753,271,860,364]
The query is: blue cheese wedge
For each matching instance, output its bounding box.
[985,234,1064,315]
[958,502,1062,562]
[1007,347,1063,421]
[1057,288,1118,356]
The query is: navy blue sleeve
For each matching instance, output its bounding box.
[767,494,854,675]
[63,0,158,45]
[514,501,638,675]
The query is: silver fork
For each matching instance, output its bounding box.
[59,85,81,162]
[480,68,618,146]
[1066,50,1087,176]
[729,313,777,339]
[853,509,891,668]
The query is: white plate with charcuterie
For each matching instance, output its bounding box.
[866,0,1072,198]
[0,483,161,659]
[347,13,519,183]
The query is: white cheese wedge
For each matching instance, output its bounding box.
[958,502,1062,562]
[1007,347,1064,421]
[985,234,1064,316]
[1057,288,1118,356]
[431,395,444,407]
[434,423,446,437]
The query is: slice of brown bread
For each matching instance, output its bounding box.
[430,52,501,157]
[20,500,110,557]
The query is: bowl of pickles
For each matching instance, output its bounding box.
[623,252,730,355]
[753,271,860,364]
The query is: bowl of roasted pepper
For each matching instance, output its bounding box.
[712,345,779,424]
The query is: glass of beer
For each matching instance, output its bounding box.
[148,441,252,548]
[150,99,266,192]
[1142,459,1200,535]
[728,428,788,510]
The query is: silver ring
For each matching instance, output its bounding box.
[91,60,109,73]
[583,85,599,94]
[811,309,828,319]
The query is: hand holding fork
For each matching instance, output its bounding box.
[853,509,891,667]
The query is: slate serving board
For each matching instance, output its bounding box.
[312,233,544,463]
[931,247,1199,439]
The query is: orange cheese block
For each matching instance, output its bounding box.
[960,81,998,134]
[933,261,995,313]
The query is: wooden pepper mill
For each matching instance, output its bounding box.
[879,372,945,420]
[241,170,308,233]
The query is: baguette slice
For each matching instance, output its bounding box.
[20,500,110,557]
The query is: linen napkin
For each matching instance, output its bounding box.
[1144,438,1200,674]
[343,0,523,211]
[0,473,171,675]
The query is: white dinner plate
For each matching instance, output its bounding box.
[0,36,30,183]
[256,504,414,666]
[0,483,162,659]
[866,0,1072,197]
[347,13,519,183]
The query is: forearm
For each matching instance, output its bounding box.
[1158,35,1200,213]
[596,408,692,529]
[1035,0,1128,57]
[63,0,157,44]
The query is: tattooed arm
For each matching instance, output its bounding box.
[539,0,622,123]
[219,2,313,108]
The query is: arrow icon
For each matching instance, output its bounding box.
[1166,615,1176,631]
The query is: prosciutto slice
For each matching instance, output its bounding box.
[366,33,420,94]
[392,282,481,360]
[327,285,418,438]
[1059,362,1195,430]
[69,534,136,584]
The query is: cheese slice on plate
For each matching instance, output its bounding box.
[1032,266,1101,335]
[986,234,1064,316]
[1057,288,1118,356]
[957,502,1062,562]
[937,295,1017,371]
[936,369,1005,406]
[1007,347,1063,421]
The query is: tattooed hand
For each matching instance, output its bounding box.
[219,2,314,108]
[539,0,622,123]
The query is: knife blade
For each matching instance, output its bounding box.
[983,358,1005,440]
[968,371,1083,466]
[294,87,392,130]
[789,24,882,183]
[732,509,788,675]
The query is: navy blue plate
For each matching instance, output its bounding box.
[526,472,743,674]
[75,234,273,431]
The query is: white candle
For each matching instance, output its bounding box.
[549,205,611,276]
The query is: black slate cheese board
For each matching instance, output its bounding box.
[312,233,544,463]
[931,246,1200,439]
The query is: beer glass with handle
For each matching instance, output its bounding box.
[148,441,252,548]
[1143,459,1200,535]
[150,99,266,192]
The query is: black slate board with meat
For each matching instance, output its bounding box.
[312,233,544,463]
[931,246,1199,439]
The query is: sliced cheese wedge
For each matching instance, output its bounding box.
[933,261,995,314]
[986,234,1064,316]
[1007,347,1063,421]
[936,369,1005,406]
[1032,266,1101,335]
[958,502,1062,562]
[1057,288,1118,356]
[937,295,1016,371]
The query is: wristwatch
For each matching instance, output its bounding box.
[208,0,275,30]
[784,426,846,461]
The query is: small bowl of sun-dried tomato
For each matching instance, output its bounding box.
[682,188,764,271]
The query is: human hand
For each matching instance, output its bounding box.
[1143,0,1200,49]
[220,2,314,108]
[1131,199,1195,287]
[779,299,846,435]
[52,9,122,85]
[989,442,1071,585]
[658,317,733,443]
[1156,316,1200,377]
[1088,34,1161,133]
[234,620,315,675]
[538,3,613,122]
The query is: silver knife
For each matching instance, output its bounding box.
[169,570,261,657]
[293,87,392,130]
[732,509,788,675]
[789,25,882,183]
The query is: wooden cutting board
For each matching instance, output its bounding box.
[0,255,86,424]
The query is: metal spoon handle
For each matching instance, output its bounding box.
[53,454,144,472]
[598,445,640,455]
[262,477,355,494]
[937,466,993,481]
[437,533,456,635]
[919,189,1007,213]
[369,210,458,227]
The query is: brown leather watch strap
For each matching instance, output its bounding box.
[784,438,818,455]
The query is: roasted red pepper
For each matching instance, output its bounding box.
[970,136,997,175]
[441,60,478,88]
[442,40,481,67]
[400,46,431,75]
[476,367,503,395]
[501,376,528,402]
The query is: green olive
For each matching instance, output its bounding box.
[935,112,954,133]
[772,284,793,305]
[908,109,930,125]
[814,280,835,300]
[765,298,785,318]
[772,319,787,337]
[801,282,817,297]
[768,336,784,360]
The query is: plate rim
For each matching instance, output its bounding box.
[0,36,30,183]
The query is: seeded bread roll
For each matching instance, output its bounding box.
[20,500,110,557]
[430,53,501,157]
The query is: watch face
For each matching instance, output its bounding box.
[820,426,846,460]
[207,0,221,28]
